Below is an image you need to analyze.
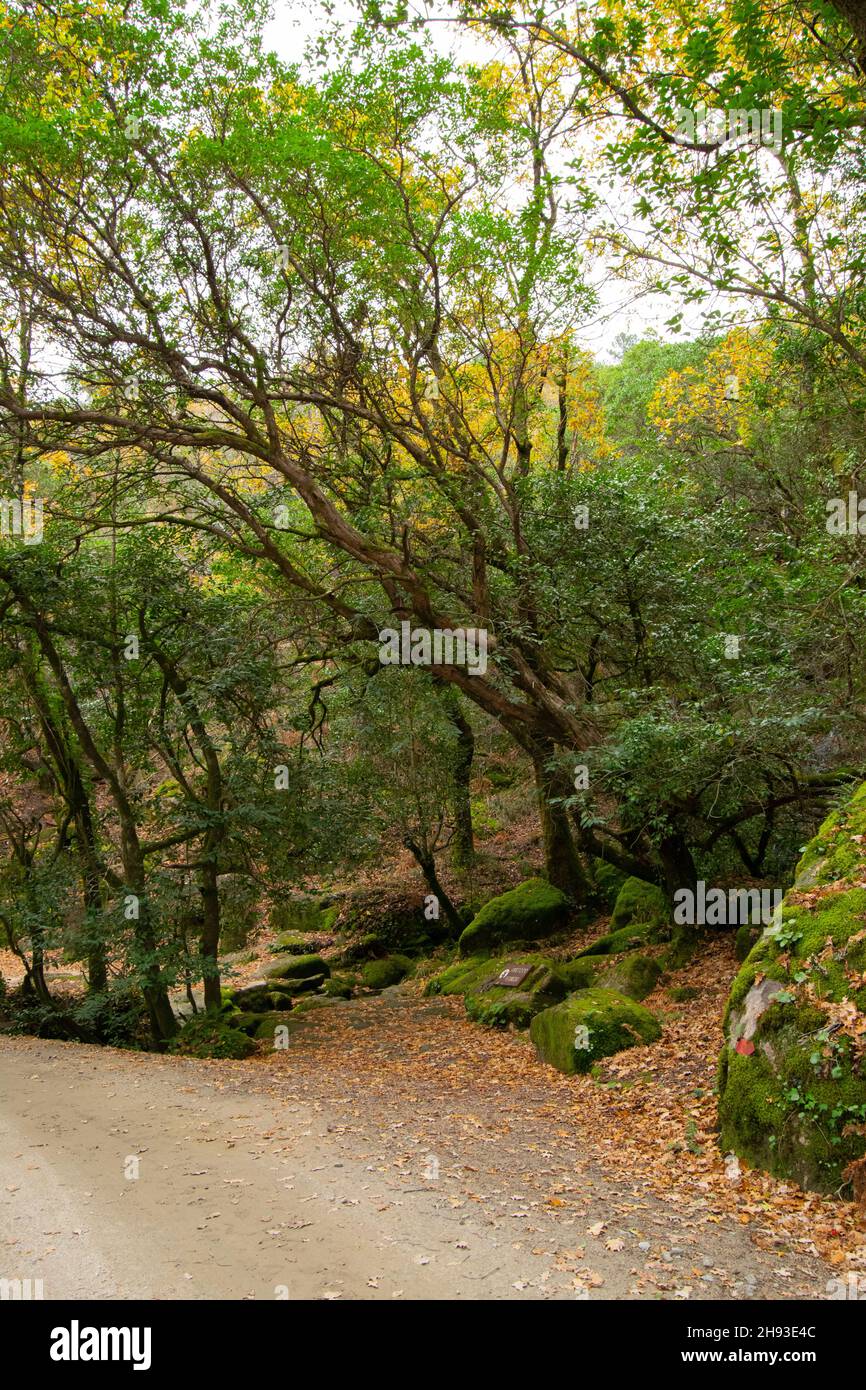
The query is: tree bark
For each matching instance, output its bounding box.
[531,739,588,897]
[449,701,475,869]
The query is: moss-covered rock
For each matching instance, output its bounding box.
[265,953,330,982]
[457,878,569,956]
[427,952,555,998]
[734,921,762,962]
[336,890,444,958]
[718,783,866,1193]
[322,975,355,998]
[361,955,413,990]
[530,989,662,1075]
[168,1011,255,1059]
[231,1009,294,1039]
[610,877,669,932]
[274,932,328,955]
[556,957,599,992]
[577,921,659,957]
[427,952,575,1029]
[227,982,275,1012]
[338,932,386,966]
[597,954,663,1001]
[591,860,628,909]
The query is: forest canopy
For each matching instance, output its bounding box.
[0,0,865,1063]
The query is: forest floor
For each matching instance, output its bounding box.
[2,936,865,1300]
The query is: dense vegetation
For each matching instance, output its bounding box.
[0,0,865,1191]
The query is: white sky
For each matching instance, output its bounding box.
[261,0,723,361]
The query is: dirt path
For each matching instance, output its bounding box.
[0,993,844,1300]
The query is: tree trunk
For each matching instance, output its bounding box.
[199,857,222,1011]
[531,740,588,897]
[403,838,463,938]
[449,703,475,869]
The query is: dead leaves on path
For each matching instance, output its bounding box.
[240,935,866,1279]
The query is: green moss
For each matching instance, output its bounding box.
[577,921,658,957]
[597,954,663,1001]
[719,788,866,1192]
[274,933,325,955]
[360,955,413,990]
[168,1012,255,1060]
[610,877,669,932]
[530,989,662,1075]
[427,953,560,998]
[556,957,598,991]
[322,975,355,998]
[426,952,578,1029]
[734,921,761,961]
[268,897,338,936]
[466,989,544,1029]
[794,785,866,887]
[591,860,628,909]
[265,953,330,982]
[457,878,569,956]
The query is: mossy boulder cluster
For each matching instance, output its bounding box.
[175,942,415,1056]
[530,989,662,1075]
[427,952,592,1029]
[457,877,569,955]
[335,890,445,963]
[718,782,866,1193]
[576,877,671,958]
[168,1011,256,1060]
[428,884,664,1067]
[360,955,413,990]
[597,954,663,1001]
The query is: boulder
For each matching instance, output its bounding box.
[577,921,657,957]
[228,982,276,1012]
[530,989,662,1075]
[360,955,413,990]
[427,953,573,1029]
[610,877,669,933]
[232,1008,293,1037]
[597,954,663,1001]
[273,933,328,955]
[269,896,338,936]
[718,782,866,1193]
[168,1012,255,1060]
[734,921,762,962]
[265,953,330,982]
[322,975,355,998]
[556,957,599,992]
[457,878,569,956]
[252,1011,294,1041]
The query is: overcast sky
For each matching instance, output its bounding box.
[261,0,726,361]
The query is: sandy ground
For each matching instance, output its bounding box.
[0,1006,837,1302]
